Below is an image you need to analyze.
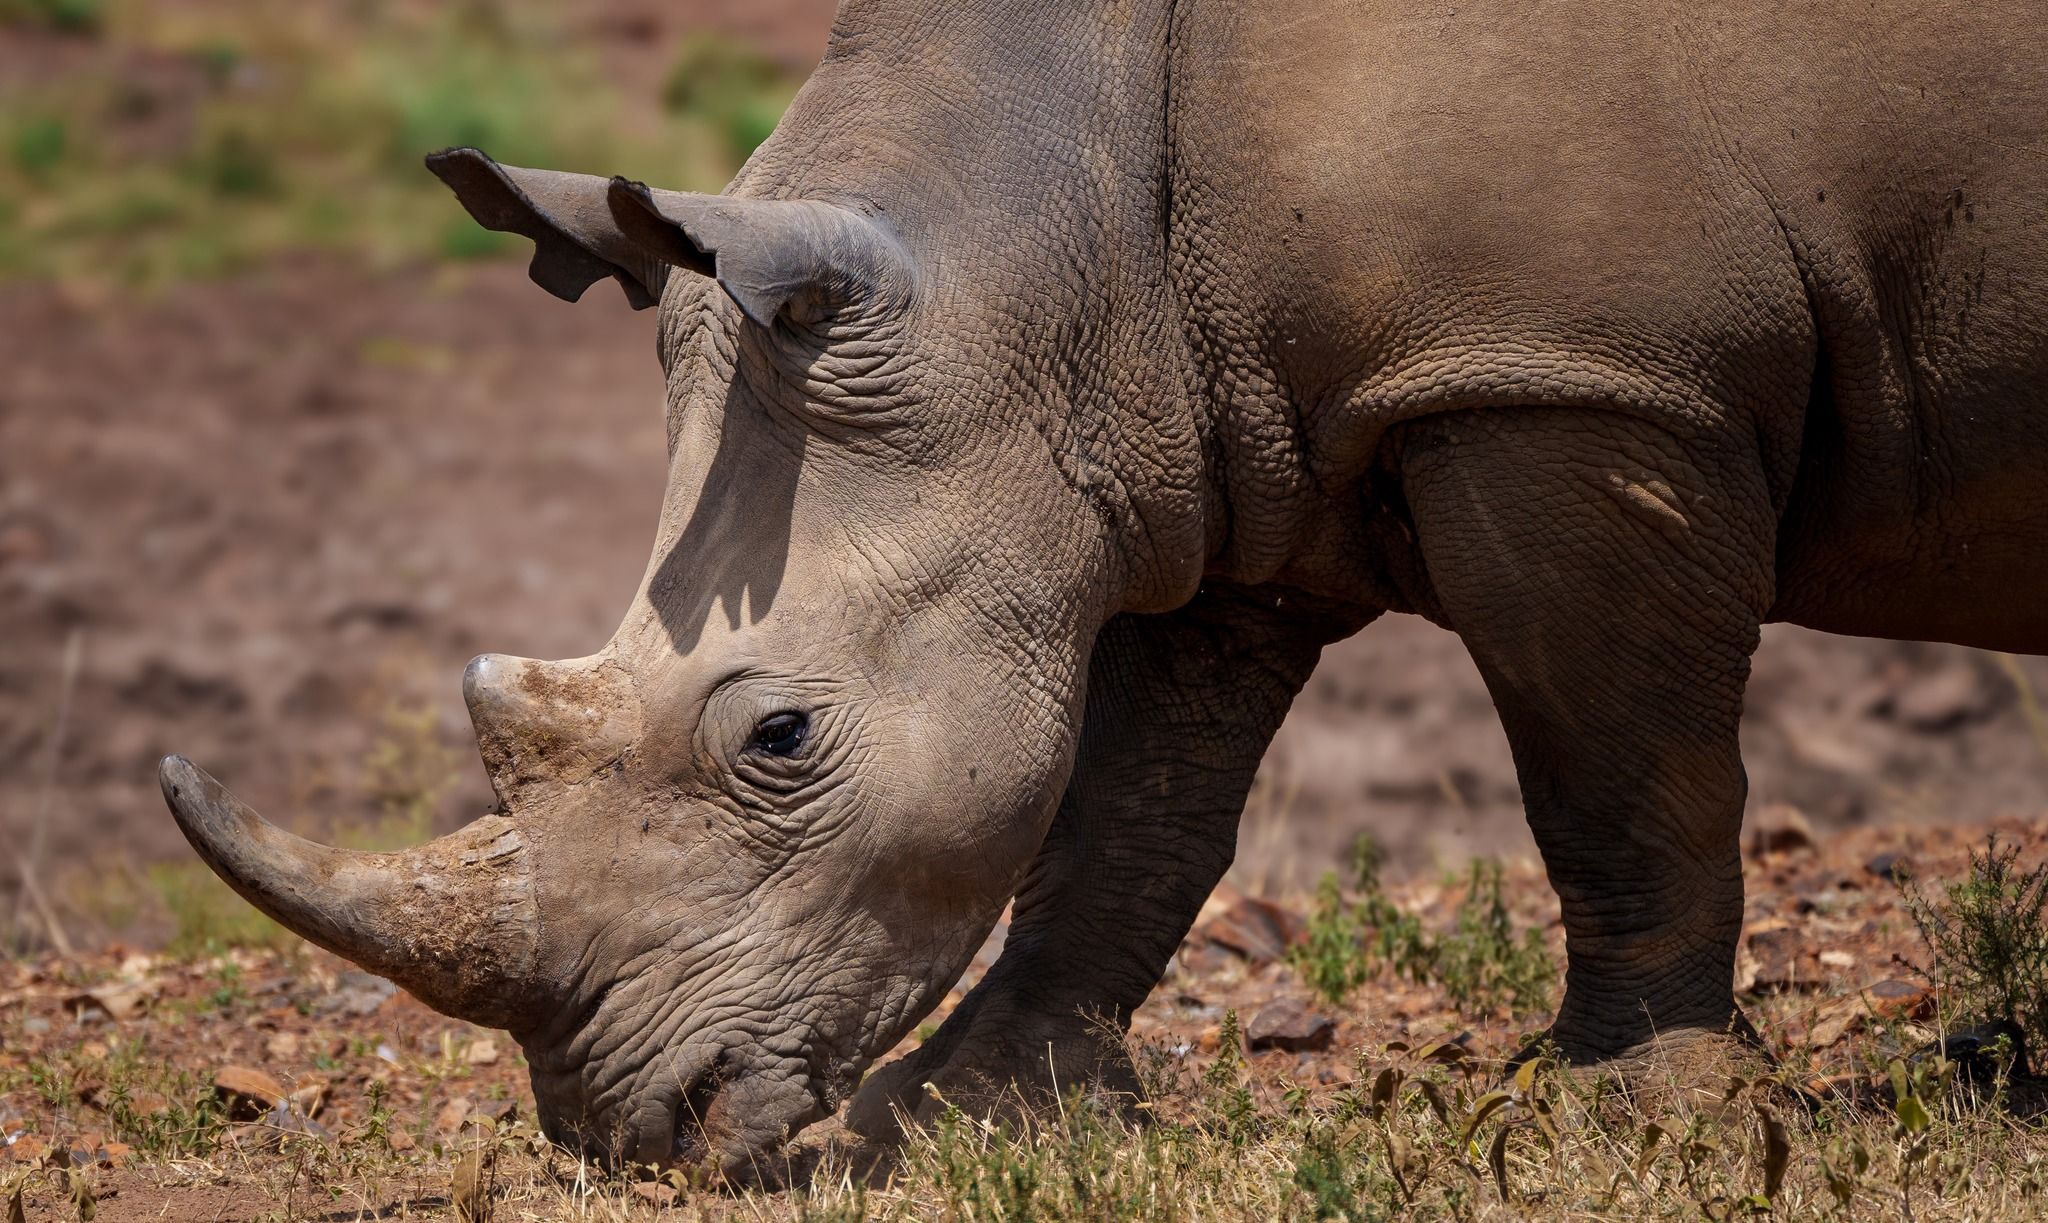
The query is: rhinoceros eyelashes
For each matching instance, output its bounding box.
[425,146,915,329]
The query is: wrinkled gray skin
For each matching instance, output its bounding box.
[163,0,2048,1176]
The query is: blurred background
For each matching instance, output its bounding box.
[4,0,2046,954]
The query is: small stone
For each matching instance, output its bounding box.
[1866,852,1910,883]
[1930,1020,2030,1082]
[1819,949,1857,970]
[1196,894,1306,965]
[464,1038,500,1067]
[632,1181,679,1205]
[386,1129,416,1153]
[1888,665,1993,731]
[266,1031,302,1061]
[1865,978,1933,1020]
[433,1096,475,1137]
[1746,804,1814,856]
[1246,997,1336,1053]
[1743,924,1812,993]
[475,1097,518,1125]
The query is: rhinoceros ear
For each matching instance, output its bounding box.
[425,147,672,310]
[606,177,916,329]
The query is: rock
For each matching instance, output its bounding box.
[1743,923,1813,993]
[266,1031,301,1061]
[386,1129,416,1153]
[1818,949,1857,971]
[433,1096,475,1137]
[1246,998,1335,1053]
[1196,893,1304,965]
[213,1066,288,1120]
[632,1181,679,1206]
[1746,804,1814,856]
[475,1097,519,1125]
[1926,1020,2030,1083]
[315,972,397,1018]
[1864,978,1933,1021]
[1886,665,1995,732]
[464,1038,500,1067]
[1866,852,1910,883]
[1175,943,1238,977]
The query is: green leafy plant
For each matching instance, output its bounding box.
[1901,834,2048,1051]
[1288,838,1552,1017]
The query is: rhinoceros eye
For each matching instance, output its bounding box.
[751,711,810,757]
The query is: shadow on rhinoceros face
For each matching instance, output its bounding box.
[648,366,798,658]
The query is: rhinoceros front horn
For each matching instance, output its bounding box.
[158,756,539,1027]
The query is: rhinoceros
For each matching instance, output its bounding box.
[161,0,2047,1174]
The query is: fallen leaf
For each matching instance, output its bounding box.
[62,985,151,1024]
[213,1067,287,1120]
[451,1145,495,1223]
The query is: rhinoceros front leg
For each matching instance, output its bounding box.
[846,585,1341,1139]
[1397,406,1778,1063]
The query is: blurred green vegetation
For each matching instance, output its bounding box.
[0,0,800,287]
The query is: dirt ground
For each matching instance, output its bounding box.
[5,254,2048,933]
[1,812,2039,1219]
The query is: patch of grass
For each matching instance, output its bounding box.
[0,1038,228,1158]
[1902,833,2048,1052]
[342,697,460,852]
[0,0,103,34]
[754,1043,2046,1221]
[1288,837,1553,1018]
[9,113,66,176]
[0,1,783,289]
[147,862,296,958]
[660,32,798,163]
[1430,860,1554,1015]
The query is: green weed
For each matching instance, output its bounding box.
[1287,838,1553,1018]
[9,114,66,176]
[1901,833,2048,1052]
[0,0,102,33]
